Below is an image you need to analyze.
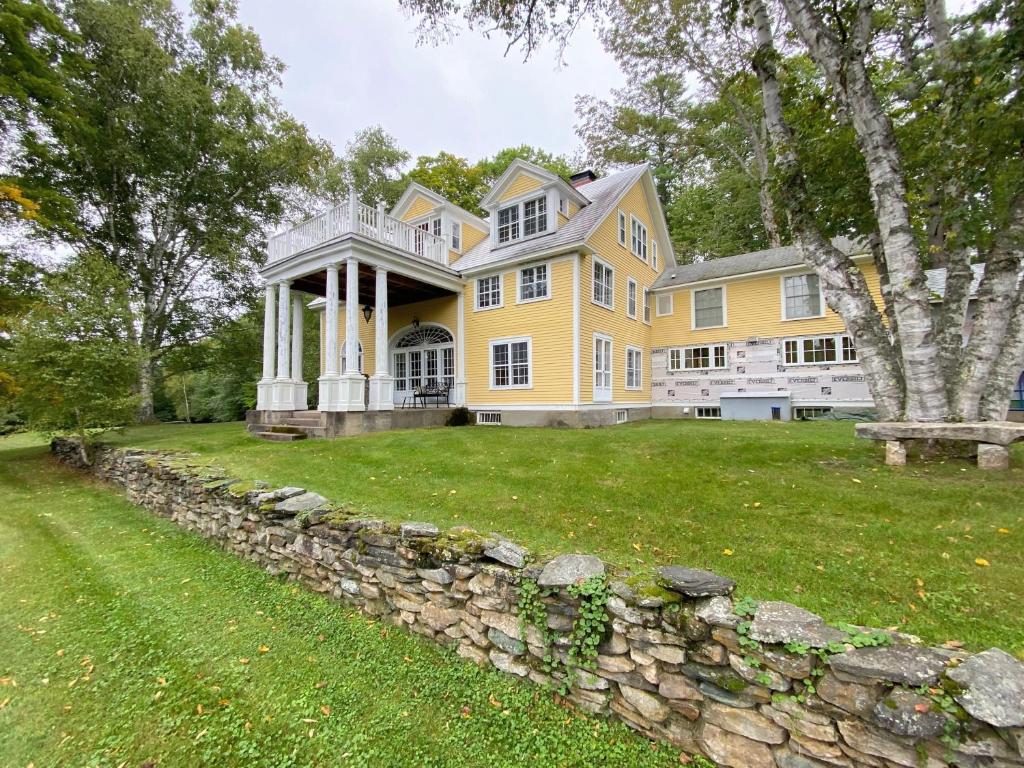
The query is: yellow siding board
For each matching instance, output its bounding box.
[579,178,664,403]
[464,259,574,405]
[648,260,883,348]
[402,194,437,222]
[498,173,543,203]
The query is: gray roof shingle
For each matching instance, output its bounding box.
[651,236,866,289]
[451,164,649,273]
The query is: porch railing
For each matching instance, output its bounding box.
[266,192,449,267]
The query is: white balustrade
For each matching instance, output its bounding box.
[266,200,449,267]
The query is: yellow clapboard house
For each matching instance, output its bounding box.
[252,158,1012,435]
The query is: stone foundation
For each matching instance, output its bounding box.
[52,439,1024,768]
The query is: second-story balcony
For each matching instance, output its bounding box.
[267,191,449,267]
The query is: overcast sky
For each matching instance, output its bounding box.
[233,1,624,166]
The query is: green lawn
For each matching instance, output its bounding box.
[102,420,1024,656]
[0,436,681,767]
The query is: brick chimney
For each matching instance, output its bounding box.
[569,169,598,188]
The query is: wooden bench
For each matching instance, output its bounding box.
[855,421,1024,470]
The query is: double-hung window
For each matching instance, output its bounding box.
[668,344,728,371]
[692,286,725,329]
[497,205,520,244]
[491,338,531,388]
[476,275,502,309]
[519,264,549,302]
[652,240,658,270]
[783,334,857,365]
[497,195,547,244]
[627,278,638,319]
[593,259,614,308]
[451,222,462,251]
[618,210,627,245]
[656,293,673,316]
[783,273,823,319]
[642,288,651,323]
[523,196,547,236]
[625,347,643,390]
[630,216,648,261]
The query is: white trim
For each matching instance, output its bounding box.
[656,291,674,317]
[458,241,594,276]
[515,260,552,305]
[642,286,652,325]
[652,240,658,271]
[480,158,589,211]
[391,181,490,232]
[649,253,874,294]
[493,192,552,249]
[782,334,858,366]
[691,285,727,330]
[667,343,729,373]
[780,272,826,321]
[467,402,653,412]
[625,345,643,391]
[617,209,627,246]
[626,277,638,319]
[474,273,505,311]
[489,336,533,390]
[572,254,581,406]
[450,221,462,254]
[593,332,613,403]
[591,256,615,310]
[456,290,467,405]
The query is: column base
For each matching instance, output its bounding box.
[977,443,1009,470]
[452,380,467,407]
[266,379,308,411]
[884,440,907,466]
[318,373,365,412]
[368,374,394,411]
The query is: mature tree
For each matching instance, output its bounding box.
[5,254,138,461]
[575,71,687,206]
[405,151,485,213]
[10,0,329,421]
[399,144,574,216]
[399,0,1024,424]
[343,125,411,208]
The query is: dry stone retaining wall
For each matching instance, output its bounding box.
[52,439,1024,768]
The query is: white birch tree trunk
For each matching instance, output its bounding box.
[778,0,948,422]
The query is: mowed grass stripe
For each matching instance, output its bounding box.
[0,441,680,768]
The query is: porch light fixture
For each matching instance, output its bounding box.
[412,316,420,329]
[362,304,373,324]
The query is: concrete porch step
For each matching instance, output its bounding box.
[255,431,307,442]
[284,417,324,428]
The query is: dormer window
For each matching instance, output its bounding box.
[497,195,548,244]
[451,222,461,251]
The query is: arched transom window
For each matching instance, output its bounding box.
[395,326,453,348]
[392,325,454,395]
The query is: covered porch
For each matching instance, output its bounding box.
[254,191,466,418]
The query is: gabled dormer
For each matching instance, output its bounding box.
[391,182,490,265]
[479,159,590,249]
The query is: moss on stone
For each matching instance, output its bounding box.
[227,480,261,497]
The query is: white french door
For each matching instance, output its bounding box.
[594,335,612,402]
[391,324,455,403]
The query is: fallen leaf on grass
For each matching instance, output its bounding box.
[974,558,990,567]
[722,548,734,556]
[258,645,270,654]
[320,705,331,716]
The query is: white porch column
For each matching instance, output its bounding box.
[287,295,308,410]
[454,290,467,406]
[344,258,360,374]
[318,264,342,411]
[324,265,339,375]
[256,282,276,410]
[276,281,291,380]
[337,256,365,411]
[368,267,393,411]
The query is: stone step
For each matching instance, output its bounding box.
[284,418,323,428]
[255,431,307,442]
[292,410,322,418]
[267,425,306,435]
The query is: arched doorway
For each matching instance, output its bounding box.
[391,325,454,403]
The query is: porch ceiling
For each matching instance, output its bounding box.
[291,264,456,307]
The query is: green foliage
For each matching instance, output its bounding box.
[517,576,611,694]
[446,406,473,427]
[0,439,682,767]
[402,144,575,217]
[5,254,138,453]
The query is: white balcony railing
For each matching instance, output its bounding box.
[267,193,449,267]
